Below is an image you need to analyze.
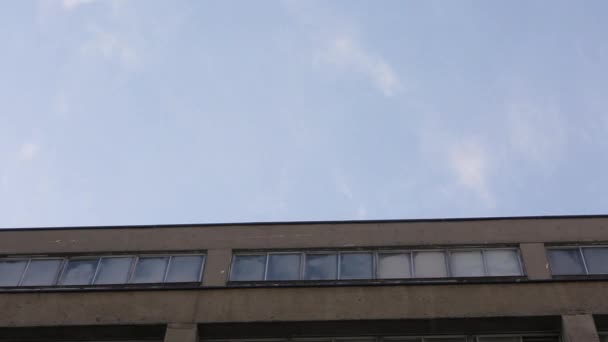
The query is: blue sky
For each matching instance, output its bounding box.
[1,0,607,228]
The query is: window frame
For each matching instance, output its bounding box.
[0,252,206,288]
[547,245,590,276]
[229,246,525,282]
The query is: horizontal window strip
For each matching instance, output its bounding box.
[202,335,559,342]
[229,248,524,282]
[0,253,205,287]
[548,245,608,276]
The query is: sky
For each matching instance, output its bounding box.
[0,0,607,228]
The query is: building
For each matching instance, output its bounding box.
[1,215,608,342]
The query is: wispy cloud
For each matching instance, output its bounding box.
[449,141,495,207]
[18,143,41,162]
[61,0,97,11]
[314,35,402,97]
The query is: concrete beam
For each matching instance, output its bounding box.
[562,314,600,342]
[164,323,198,342]
[520,243,552,280]
[202,249,232,286]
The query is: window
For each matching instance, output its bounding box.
[93,256,134,284]
[0,259,28,286]
[450,250,484,277]
[165,255,205,282]
[229,247,523,281]
[231,255,267,281]
[21,259,63,286]
[131,257,169,283]
[484,250,521,276]
[548,245,608,275]
[377,253,412,279]
[414,251,448,278]
[266,253,301,281]
[340,252,373,279]
[0,253,205,287]
[59,258,100,285]
[304,253,337,280]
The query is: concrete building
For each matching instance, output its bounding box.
[1,215,608,342]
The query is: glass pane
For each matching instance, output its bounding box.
[230,255,266,281]
[132,257,169,283]
[377,253,411,279]
[340,252,373,279]
[424,338,466,342]
[21,259,63,286]
[59,258,99,285]
[450,250,485,277]
[266,254,301,280]
[548,249,585,275]
[414,251,447,278]
[477,338,520,342]
[582,247,608,274]
[166,255,204,282]
[485,250,522,276]
[304,254,337,280]
[0,260,28,286]
[601,336,608,342]
[93,257,133,284]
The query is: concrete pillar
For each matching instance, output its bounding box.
[164,323,198,342]
[519,242,552,280]
[202,248,232,286]
[562,314,600,342]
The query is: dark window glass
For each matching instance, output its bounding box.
[0,260,28,286]
[484,250,522,276]
[548,249,586,275]
[59,258,99,285]
[304,254,337,280]
[21,259,63,286]
[266,254,300,280]
[93,257,133,284]
[340,253,373,279]
[231,255,266,281]
[132,257,169,283]
[582,247,608,274]
[166,255,204,282]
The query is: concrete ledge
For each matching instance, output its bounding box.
[2,282,608,327]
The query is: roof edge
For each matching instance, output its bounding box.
[1,214,608,232]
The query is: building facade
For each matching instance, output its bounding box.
[1,215,608,342]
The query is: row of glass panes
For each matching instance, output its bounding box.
[230,248,523,281]
[204,335,558,342]
[548,246,608,275]
[0,254,205,287]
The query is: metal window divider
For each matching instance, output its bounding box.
[52,258,68,286]
[162,255,173,283]
[263,253,271,280]
[578,246,590,275]
[16,258,32,286]
[481,249,490,276]
[127,256,140,283]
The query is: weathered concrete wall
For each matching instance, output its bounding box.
[1,217,607,255]
[1,281,608,327]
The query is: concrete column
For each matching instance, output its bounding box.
[164,323,198,342]
[519,242,552,280]
[202,248,232,286]
[562,314,600,342]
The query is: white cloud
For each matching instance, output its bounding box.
[315,36,402,97]
[62,0,97,11]
[80,29,139,69]
[18,143,40,162]
[449,141,494,207]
